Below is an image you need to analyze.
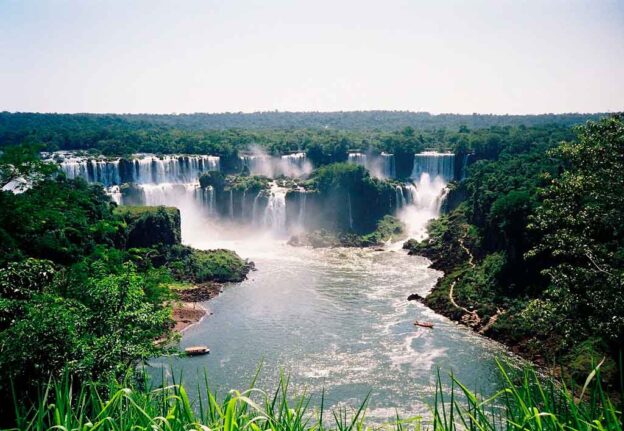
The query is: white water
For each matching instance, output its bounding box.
[46,151,517,420]
[51,152,220,186]
[395,152,456,240]
[263,183,287,233]
[347,152,396,179]
[411,151,454,182]
[149,227,516,422]
[240,152,313,178]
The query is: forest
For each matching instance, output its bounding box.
[0,112,622,430]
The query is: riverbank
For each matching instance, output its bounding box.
[403,218,542,364]
[171,283,224,332]
[402,210,619,387]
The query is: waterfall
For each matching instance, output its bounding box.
[348,152,396,179]
[395,185,407,209]
[240,154,273,177]
[279,153,313,177]
[252,192,262,225]
[347,153,367,169]
[396,152,456,240]
[59,157,121,186]
[52,152,220,186]
[264,183,287,233]
[460,153,472,180]
[109,185,122,205]
[298,192,307,226]
[229,190,234,219]
[347,192,354,230]
[239,152,312,178]
[380,153,396,179]
[195,186,216,215]
[411,151,455,182]
[241,190,247,220]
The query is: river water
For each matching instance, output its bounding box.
[149,224,516,421]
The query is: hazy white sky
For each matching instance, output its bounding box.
[1,0,623,114]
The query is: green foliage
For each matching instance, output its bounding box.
[0,113,588,175]
[7,361,622,431]
[0,143,57,190]
[308,163,397,233]
[116,205,182,248]
[297,216,405,248]
[227,174,271,193]
[163,245,251,283]
[0,260,172,404]
[529,115,624,348]
[416,115,624,384]
[199,170,226,189]
[0,178,121,265]
[360,215,405,245]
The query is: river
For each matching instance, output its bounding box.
[149,224,516,422]
[50,150,517,419]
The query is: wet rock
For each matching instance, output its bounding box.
[407,293,423,301]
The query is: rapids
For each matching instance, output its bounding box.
[149,226,516,421]
[47,149,517,420]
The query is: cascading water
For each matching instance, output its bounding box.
[229,190,234,219]
[53,152,220,186]
[347,152,368,168]
[239,152,312,178]
[280,153,313,177]
[195,186,216,216]
[395,185,407,209]
[397,152,456,240]
[59,157,122,186]
[298,192,307,227]
[410,151,455,182]
[263,183,287,233]
[347,191,354,230]
[460,153,473,180]
[348,152,396,179]
[131,155,220,184]
[240,155,273,177]
[380,152,396,179]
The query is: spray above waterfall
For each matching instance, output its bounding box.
[347,152,396,179]
[240,146,313,178]
[46,149,459,242]
[397,152,456,240]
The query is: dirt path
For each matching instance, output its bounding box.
[479,308,504,334]
[448,231,481,327]
[447,230,506,333]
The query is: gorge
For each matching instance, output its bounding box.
[45,149,517,420]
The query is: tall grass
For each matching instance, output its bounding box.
[7,360,622,431]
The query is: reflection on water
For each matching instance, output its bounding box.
[149,224,517,421]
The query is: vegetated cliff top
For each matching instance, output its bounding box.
[0,110,611,133]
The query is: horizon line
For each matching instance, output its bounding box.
[1,109,620,116]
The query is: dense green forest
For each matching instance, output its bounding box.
[0,111,586,178]
[0,111,605,134]
[0,147,251,424]
[406,114,623,386]
[0,112,622,428]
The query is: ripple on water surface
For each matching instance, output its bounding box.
[149,234,517,421]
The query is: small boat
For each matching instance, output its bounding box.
[184,346,210,356]
[414,321,434,328]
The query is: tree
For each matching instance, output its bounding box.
[0,144,57,190]
[529,115,624,350]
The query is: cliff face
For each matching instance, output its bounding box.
[115,206,182,248]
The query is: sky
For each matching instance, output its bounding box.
[1,0,623,115]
